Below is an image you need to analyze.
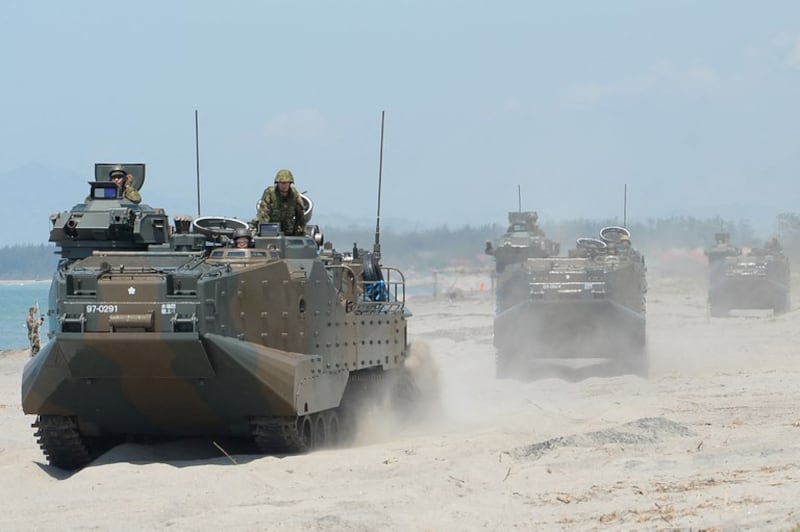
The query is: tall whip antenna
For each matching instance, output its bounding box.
[195,109,202,216]
[373,111,385,261]
[517,184,522,212]
[623,183,627,228]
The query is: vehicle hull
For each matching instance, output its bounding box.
[494,298,645,360]
[708,276,790,314]
[22,332,345,437]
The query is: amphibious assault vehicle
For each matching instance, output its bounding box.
[22,163,412,470]
[485,210,558,332]
[704,232,790,317]
[488,220,647,377]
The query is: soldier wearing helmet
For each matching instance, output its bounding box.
[232,227,252,248]
[256,169,306,235]
[109,166,142,204]
[619,234,632,251]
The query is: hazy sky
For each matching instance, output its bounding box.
[2,1,799,239]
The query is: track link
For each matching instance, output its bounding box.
[32,415,92,471]
[250,416,306,453]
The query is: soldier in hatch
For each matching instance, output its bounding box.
[232,228,252,249]
[109,166,142,204]
[256,169,306,236]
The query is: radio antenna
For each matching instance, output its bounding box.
[623,183,627,228]
[195,109,202,216]
[517,184,522,212]
[373,111,385,261]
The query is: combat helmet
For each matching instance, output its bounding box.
[109,165,126,180]
[232,227,252,240]
[274,169,294,184]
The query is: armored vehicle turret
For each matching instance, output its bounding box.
[489,222,647,378]
[22,163,413,470]
[704,233,790,316]
[485,211,560,272]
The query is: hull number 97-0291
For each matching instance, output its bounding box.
[85,304,119,313]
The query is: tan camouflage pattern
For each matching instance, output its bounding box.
[274,169,294,183]
[26,308,41,356]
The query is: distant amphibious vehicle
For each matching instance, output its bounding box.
[487,215,647,377]
[704,232,790,317]
[22,163,413,470]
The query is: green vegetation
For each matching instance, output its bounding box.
[327,215,771,271]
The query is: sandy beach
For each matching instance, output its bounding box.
[1,271,799,530]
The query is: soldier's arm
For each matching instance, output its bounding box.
[123,174,142,204]
[257,190,272,222]
[125,187,142,204]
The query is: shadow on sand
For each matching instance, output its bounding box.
[503,356,649,383]
[33,437,280,478]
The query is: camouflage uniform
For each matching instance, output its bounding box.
[256,170,306,236]
[121,183,142,204]
[119,175,142,204]
[26,307,41,356]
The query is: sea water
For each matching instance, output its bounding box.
[0,282,52,350]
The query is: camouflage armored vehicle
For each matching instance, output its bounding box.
[488,222,647,377]
[22,163,412,470]
[704,232,790,317]
[485,211,559,337]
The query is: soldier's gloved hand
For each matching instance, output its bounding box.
[125,174,134,187]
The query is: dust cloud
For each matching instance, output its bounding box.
[2,256,800,529]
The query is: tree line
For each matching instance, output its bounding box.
[327,214,792,270]
[0,244,59,280]
[0,214,796,278]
